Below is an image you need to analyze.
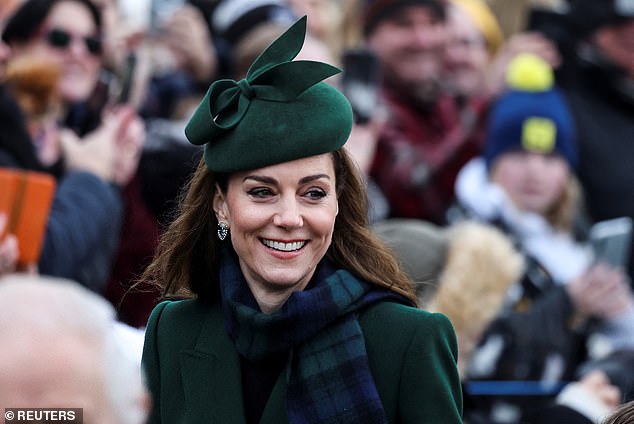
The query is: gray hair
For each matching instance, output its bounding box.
[0,274,147,424]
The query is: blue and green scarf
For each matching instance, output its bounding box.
[219,250,412,423]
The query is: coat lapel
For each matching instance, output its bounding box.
[259,361,289,423]
[180,305,247,423]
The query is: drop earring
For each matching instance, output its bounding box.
[217,222,229,241]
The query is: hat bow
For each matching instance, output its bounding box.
[186,16,340,146]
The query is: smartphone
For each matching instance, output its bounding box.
[150,0,186,34]
[116,52,137,105]
[341,48,381,125]
[589,217,633,268]
[0,168,56,265]
[525,6,572,33]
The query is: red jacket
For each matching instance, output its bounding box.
[370,89,486,223]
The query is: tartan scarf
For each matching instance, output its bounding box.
[219,250,412,424]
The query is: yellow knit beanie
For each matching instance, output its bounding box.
[450,0,504,55]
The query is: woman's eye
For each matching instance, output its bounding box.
[247,187,274,198]
[305,188,327,200]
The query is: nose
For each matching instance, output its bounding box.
[273,196,303,228]
[68,37,89,57]
[524,153,550,172]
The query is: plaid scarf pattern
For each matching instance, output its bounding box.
[219,250,412,423]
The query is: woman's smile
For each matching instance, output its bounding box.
[260,238,308,253]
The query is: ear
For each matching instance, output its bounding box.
[212,184,229,223]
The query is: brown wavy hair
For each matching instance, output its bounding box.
[544,174,583,232]
[491,164,584,232]
[139,149,417,305]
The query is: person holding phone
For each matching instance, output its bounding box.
[448,53,634,421]
[556,0,634,284]
[1,0,153,320]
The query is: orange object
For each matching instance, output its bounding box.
[0,168,56,265]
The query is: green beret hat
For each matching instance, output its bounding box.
[185,16,354,172]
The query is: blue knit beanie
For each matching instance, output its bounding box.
[484,54,577,170]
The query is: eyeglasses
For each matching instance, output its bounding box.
[43,27,102,56]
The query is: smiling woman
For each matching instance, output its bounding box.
[139,16,463,424]
[3,0,103,103]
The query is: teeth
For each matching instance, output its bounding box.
[262,239,306,252]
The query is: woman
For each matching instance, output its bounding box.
[1,0,162,326]
[0,0,131,291]
[449,54,634,421]
[140,17,462,424]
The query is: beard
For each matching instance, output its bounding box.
[384,72,444,109]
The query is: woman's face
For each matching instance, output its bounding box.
[14,0,102,103]
[214,154,339,296]
[491,151,569,215]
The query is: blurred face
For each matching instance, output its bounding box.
[287,0,342,41]
[13,0,102,102]
[444,5,489,97]
[0,335,118,424]
[491,151,569,215]
[367,5,446,101]
[214,154,339,303]
[594,18,634,78]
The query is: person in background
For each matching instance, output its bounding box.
[521,370,622,424]
[104,0,216,224]
[449,53,634,422]
[0,0,159,328]
[0,274,149,424]
[444,0,504,103]
[373,218,524,378]
[210,0,297,78]
[286,0,358,63]
[555,0,634,282]
[141,17,462,423]
[364,0,484,224]
[136,0,219,120]
[0,0,132,291]
[373,217,627,424]
[91,0,218,119]
[444,0,562,110]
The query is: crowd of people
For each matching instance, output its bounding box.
[0,0,633,423]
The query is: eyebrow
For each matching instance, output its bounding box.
[243,174,331,185]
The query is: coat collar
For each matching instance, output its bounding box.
[179,304,287,423]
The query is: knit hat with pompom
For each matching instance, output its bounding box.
[484,53,577,170]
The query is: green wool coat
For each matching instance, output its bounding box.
[142,299,463,424]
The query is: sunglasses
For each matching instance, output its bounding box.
[44,27,102,56]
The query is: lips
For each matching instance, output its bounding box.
[260,239,307,252]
